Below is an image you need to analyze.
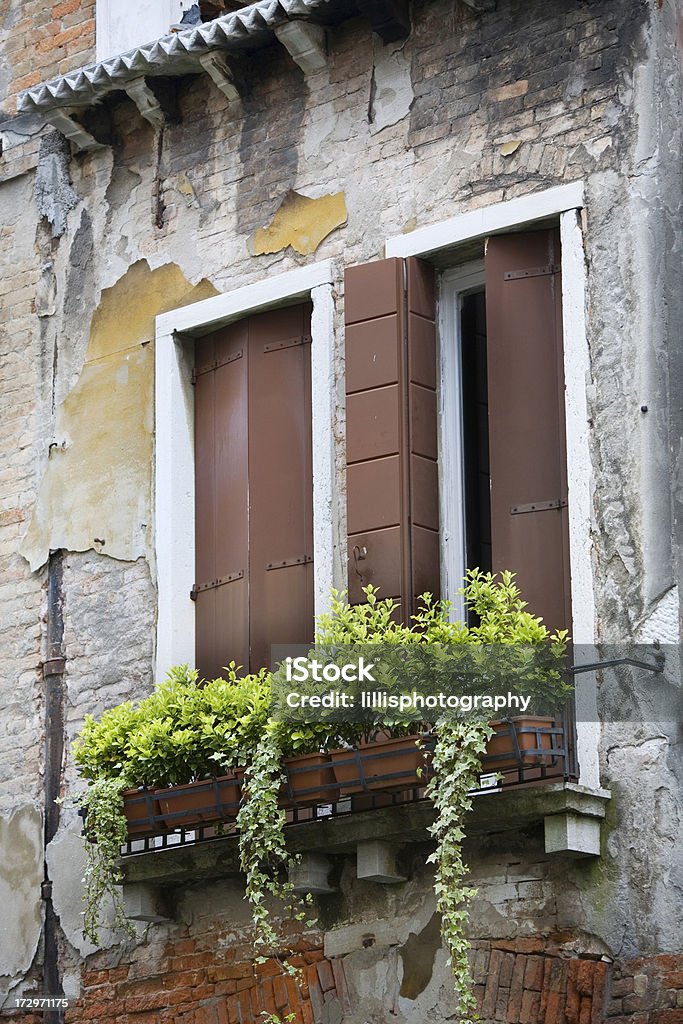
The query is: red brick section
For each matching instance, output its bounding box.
[471,941,683,1023]
[605,954,683,1023]
[1,0,95,113]
[64,936,344,1024]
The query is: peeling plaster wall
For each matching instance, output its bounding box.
[0,0,681,1010]
[0,805,44,1000]
[21,260,216,571]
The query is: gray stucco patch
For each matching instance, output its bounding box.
[0,805,43,992]
[34,131,78,238]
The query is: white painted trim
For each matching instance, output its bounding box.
[560,209,599,791]
[438,261,485,622]
[385,184,599,789]
[385,182,585,260]
[154,329,196,676]
[154,260,338,681]
[559,211,595,645]
[157,261,335,337]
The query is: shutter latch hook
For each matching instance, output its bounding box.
[352,544,368,583]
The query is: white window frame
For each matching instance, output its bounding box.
[153,260,341,682]
[386,182,600,790]
[438,260,485,623]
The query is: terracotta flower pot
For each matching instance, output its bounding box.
[484,716,559,771]
[157,772,243,830]
[330,735,431,795]
[280,752,339,807]
[122,787,162,838]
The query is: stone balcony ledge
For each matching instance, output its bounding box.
[121,782,611,890]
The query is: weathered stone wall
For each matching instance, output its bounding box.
[0,0,681,1018]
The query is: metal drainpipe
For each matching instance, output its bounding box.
[42,550,66,1024]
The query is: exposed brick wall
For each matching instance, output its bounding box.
[1,0,95,113]
[471,939,609,1024]
[64,935,345,1024]
[471,943,683,1024]
[606,955,683,1023]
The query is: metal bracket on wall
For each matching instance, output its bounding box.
[566,656,665,676]
[42,657,66,676]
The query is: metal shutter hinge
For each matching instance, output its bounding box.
[265,555,313,571]
[192,349,244,383]
[263,335,312,353]
[510,499,567,515]
[190,569,244,600]
[504,264,560,280]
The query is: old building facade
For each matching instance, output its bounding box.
[0,0,682,1021]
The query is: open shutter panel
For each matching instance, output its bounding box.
[485,229,571,632]
[194,304,314,678]
[345,257,439,621]
[248,303,314,671]
[194,322,249,680]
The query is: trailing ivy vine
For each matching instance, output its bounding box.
[425,719,493,1021]
[80,777,135,944]
[236,724,313,963]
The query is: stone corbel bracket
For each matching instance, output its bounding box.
[44,107,104,152]
[122,881,173,923]
[124,76,175,128]
[198,51,242,103]
[274,20,327,75]
[542,787,610,858]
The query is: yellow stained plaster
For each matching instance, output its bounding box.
[250,190,347,256]
[21,261,217,571]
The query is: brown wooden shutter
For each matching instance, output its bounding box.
[194,322,250,680]
[194,303,313,678]
[485,229,571,632]
[248,304,314,671]
[345,257,439,620]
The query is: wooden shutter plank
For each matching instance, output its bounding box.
[346,385,400,463]
[485,228,571,631]
[346,317,400,393]
[406,257,440,605]
[347,456,401,534]
[194,322,249,679]
[345,257,439,616]
[248,303,314,669]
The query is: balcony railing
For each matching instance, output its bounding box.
[121,703,577,858]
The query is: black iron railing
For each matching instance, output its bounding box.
[121,705,577,857]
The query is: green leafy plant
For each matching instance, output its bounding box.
[72,569,570,1012]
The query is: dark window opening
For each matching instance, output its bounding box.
[460,289,492,579]
[176,2,250,29]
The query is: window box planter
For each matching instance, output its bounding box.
[485,716,561,770]
[280,752,339,806]
[122,787,163,838]
[329,735,433,795]
[156,772,243,830]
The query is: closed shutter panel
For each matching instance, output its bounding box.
[485,229,571,632]
[194,323,249,680]
[345,257,439,620]
[194,303,313,678]
[248,304,314,671]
